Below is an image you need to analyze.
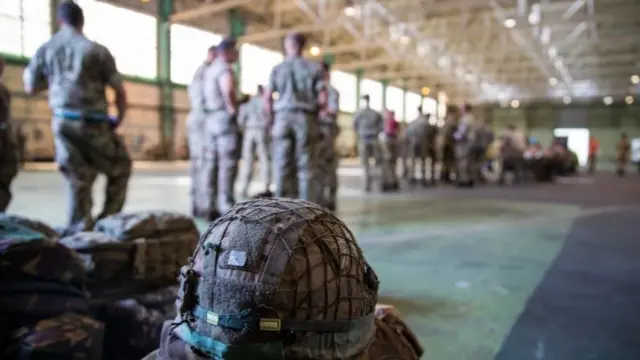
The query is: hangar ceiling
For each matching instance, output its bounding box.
[112,0,640,104]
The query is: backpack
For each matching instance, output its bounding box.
[92,211,200,286]
[4,312,104,360]
[95,286,178,360]
[0,214,60,240]
[0,219,89,328]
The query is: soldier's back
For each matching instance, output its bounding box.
[270,56,324,112]
[35,27,111,112]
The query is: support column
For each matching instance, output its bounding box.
[157,0,173,158]
[50,0,60,34]
[381,80,388,110]
[355,68,363,110]
[401,81,407,122]
[229,9,245,95]
[323,53,335,65]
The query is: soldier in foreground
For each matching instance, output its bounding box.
[23,1,131,232]
[314,61,340,210]
[200,39,240,220]
[453,103,476,187]
[265,33,326,201]
[141,198,423,360]
[0,56,19,211]
[187,45,217,217]
[238,84,271,198]
[353,94,384,192]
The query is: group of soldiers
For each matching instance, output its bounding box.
[353,101,497,191]
[186,34,342,220]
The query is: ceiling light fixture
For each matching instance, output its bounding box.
[309,46,321,56]
[563,96,572,104]
[510,99,520,108]
[631,74,640,85]
[504,18,516,28]
[344,6,356,17]
[549,77,558,86]
[421,87,431,96]
[625,95,634,105]
[603,96,613,105]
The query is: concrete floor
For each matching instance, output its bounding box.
[8,163,640,360]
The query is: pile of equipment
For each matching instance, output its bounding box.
[0,211,199,360]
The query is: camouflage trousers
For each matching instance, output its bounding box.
[238,128,271,197]
[380,137,399,186]
[313,124,339,207]
[0,126,19,212]
[53,117,131,232]
[271,111,318,201]
[358,139,382,191]
[142,321,204,360]
[406,138,428,181]
[186,111,208,216]
[455,144,478,183]
[201,112,240,215]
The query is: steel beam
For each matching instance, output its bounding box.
[170,0,253,23]
[238,20,343,43]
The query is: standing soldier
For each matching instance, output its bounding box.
[380,110,400,191]
[238,85,271,198]
[264,33,326,201]
[23,1,131,232]
[0,56,19,212]
[440,105,459,183]
[616,132,631,176]
[453,103,476,187]
[314,62,340,210]
[200,39,240,220]
[406,107,429,185]
[353,95,384,192]
[187,45,216,217]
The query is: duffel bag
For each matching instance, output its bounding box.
[4,312,104,360]
[95,286,178,360]
[59,231,132,286]
[0,219,89,325]
[93,211,198,241]
[370,304,424,360]
[0,214,59,240]
[92,212,199,283]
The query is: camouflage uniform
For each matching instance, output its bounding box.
[186,63,209,216]
[268,56,325,201]
[314,85,340,207]
[354,107,383,191]
[454,113,477,185]
[380,133,400,190]
[238,94,271,197]
[440,115,458,182]
[141,198,423,360]
[0,79,18,211]
[406,115,429,183]
[200,58,240,215]
[23,27,131,231]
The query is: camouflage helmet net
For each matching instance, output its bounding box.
[174,198,379,359]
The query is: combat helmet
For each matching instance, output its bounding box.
[172,198,380,359]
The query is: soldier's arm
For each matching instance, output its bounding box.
[264,67,277,122]
[23,46,48,95]
[100,47,128,124]
[218,67,238,114]
[327,89,339,116]
[313,66,328,109]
